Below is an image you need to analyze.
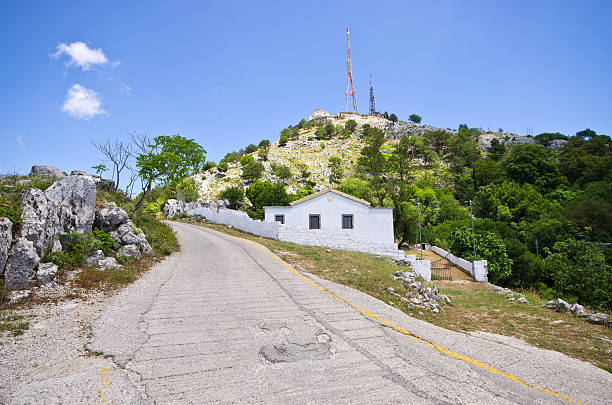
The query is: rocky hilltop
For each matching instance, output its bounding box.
[193,110,546,201]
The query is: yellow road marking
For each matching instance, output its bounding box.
[203,226,585,404]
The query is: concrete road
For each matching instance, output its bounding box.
[90,222,611,404]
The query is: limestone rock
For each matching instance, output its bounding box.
[117,244,141,261]
[4,238,40,290]
[544,298,571,312]
[109,223,152,254]
[30,165,66,178]
[585,313,610,326]
[570,303,587,317]
[19,188,61,257]
[95,202,129,232]
[163,199,185,218]
[45,175,97,235]
[9,290,31,303]
[97,257,122,271]
[85,250,105,267]
[36,263,58,284]
[70,170,87,176]
[0,218,12,274]
[518,297,529,304]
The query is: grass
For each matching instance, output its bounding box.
[198,222,612,371]
[73,253,163,291]
[0,314,29,336]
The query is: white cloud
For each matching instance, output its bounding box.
[51,42,114,71]
[61,84,107,120]
[16,134,25,150]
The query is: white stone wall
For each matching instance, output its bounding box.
[264,192,394,244]
[188,206,280,239]
[430,246,488,282]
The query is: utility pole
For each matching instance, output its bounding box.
[344,27,358,113]
[417,202,422,260]
[470,200,477,272]
[369,74,376,115]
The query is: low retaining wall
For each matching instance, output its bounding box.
[430,246,488,282]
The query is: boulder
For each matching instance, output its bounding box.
[163,199,184,218]
[19,188,61,257]
[4,238,40,290]
[96,178,115,191]
[70,170,87,176]
[570,303,587,317]
[85,250,105,267]
[117,244,141,261]
[518,297,530,304]
[36,263,58,284]
[0,218,12,274]
[544,298,571,312]
[95,202,129,232]
[45,175,97,235]
[109,222,152,255]
[97,257,122,271]
[585,313,610,326]
[30,165,66,178]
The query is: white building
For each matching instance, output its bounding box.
[263,189,396,251]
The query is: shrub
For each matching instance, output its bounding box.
[147,197,167,213]
[450,226,512,283]
[175,177,199,202]
[544,238,612,309]
[217,162,228,172]
[241,161,264,182]
[202,161,216,171]
[131,208,178,255]
[218,187,245,209]
[240,155,255,166]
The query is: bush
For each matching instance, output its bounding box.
[49,229,115,268]
[240,155,255,166]
[217,162,228,172]
[202,161,216,171]
[131,209,178,255]
[175,177,199,202]
[543,238,612,309]
[450,226,512,283]
[218,187,245,209]
[241,161,264,182]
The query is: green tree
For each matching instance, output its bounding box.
[241,161,264,182]
[258,139,271,149]
[175,177,199,202]
[357,125,388,205]
[245,181,290,213]
[501,144,563,192]
[91,163,107,176]
[271,163,292,183]
[425,130,450,154]
[240,154,255,166]
[389,113,398,122]
[450,226,513,283]
[473,158,500,187]
[279,134,288,146]
[534,132,567,146]
[202,161,216,171]
[447,127,481,174]
[315,122,336,140]
[473,182,549,223]
[575,128,597,139]
[338,177,373,203]
[345,120,357,133]
[328,156,344,184]
[408,114,422,124]
[217,162,228,172]
[486,138,506,161]
[544,238,611,309]
[135,135,206,210]
[390,135,413,181]
[244,144,258,154]
[218,186,245,209]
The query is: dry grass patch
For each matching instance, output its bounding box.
[199,222,612,372]
[73,254,163,292]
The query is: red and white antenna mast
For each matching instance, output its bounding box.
[345,27,358,113]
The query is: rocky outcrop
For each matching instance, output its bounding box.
[85,250,105,267]
[543,298,610,328]
[30,165,66,178]
[393,270,450,313]
[117,245,141,261]
[45,175,97,235]
[162,199,184,218]
[95,203,152,255]
[97,257,122,271]
[36,263,57,284]
[4,238,39,290]
[544,298,571,313]
[0,218,12,275]
[94,203,129,232]
[19,189,61,257]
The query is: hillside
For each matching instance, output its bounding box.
[193,110,540,201]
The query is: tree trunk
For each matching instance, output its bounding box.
[134,181,152,210]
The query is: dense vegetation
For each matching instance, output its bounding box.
[334,125,611,309]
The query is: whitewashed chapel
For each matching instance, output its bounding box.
[263,189,399,255]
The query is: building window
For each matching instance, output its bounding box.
[309,214,321,230]
[342,214,354,229]
[274,214,285,224]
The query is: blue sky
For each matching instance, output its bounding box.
[1,1,611,178]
